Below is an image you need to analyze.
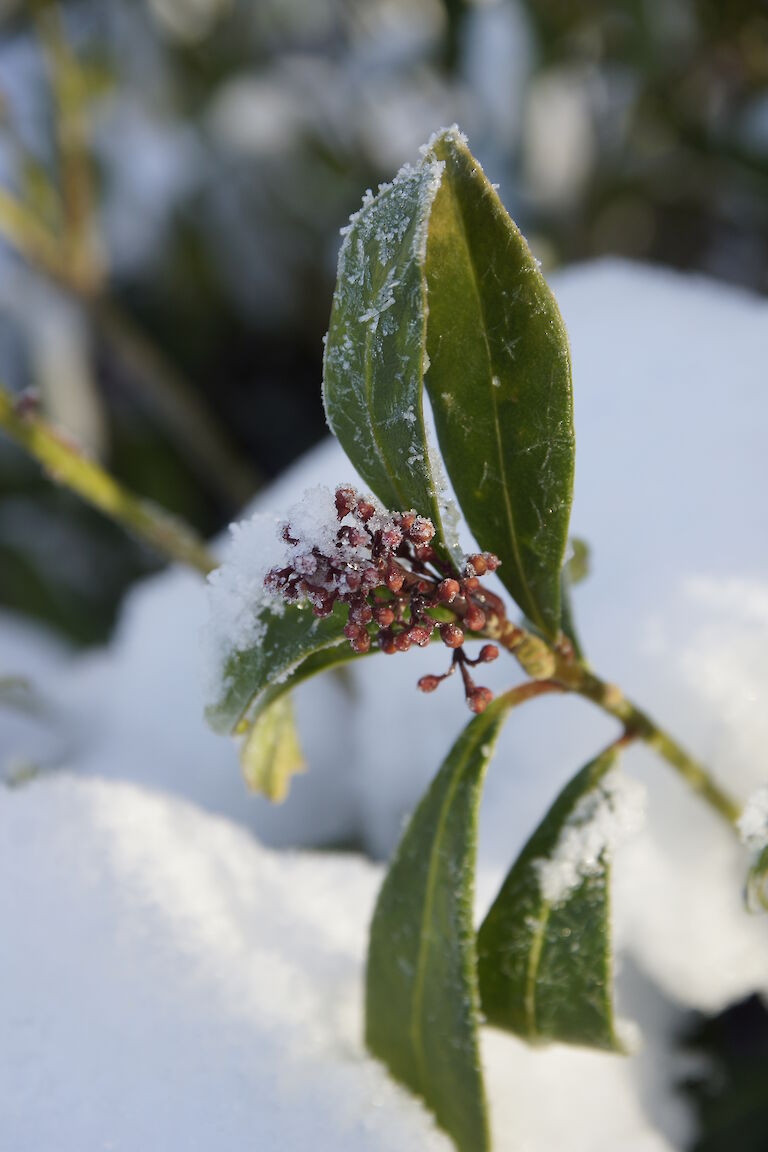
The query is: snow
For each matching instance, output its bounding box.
[201,512,281,696]
[2,260,768,1149]
[534,769,646,906]
[0,774,688,1152]
[738,787,768,850]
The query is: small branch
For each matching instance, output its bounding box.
[0,384,216,576]
[485,613,741,830]
[501,679,563,710]
[574,669,741,827]
[36,0,101,289]
[0,188,71,285]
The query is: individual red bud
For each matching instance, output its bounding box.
[436,578,460,603]
[394,632,412,652]
[468,686,493,714]
[379,524,403,551]
[478,644,499,663]
[348,599,373,626]
[440,622,464,649]
[418,675,441,693]
[464,604,486,632]
[373,604,395,627]
[466,553,487,576]
[335,486,356,519]
[350,631,370,654]
[408,517,435,544]
[408,625,432,647]
[355,499,376,522]
[385,563,405,593]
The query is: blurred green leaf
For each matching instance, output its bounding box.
[560,537,591,659]
[423,130,574,638]
[366,701,511,1152]
[564,537,590,585]
[477,745,625,1051]
[322,160,461,566]
[239,694,305,802]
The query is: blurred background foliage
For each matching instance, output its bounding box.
[0,0,766,645]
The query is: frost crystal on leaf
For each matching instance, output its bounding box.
[534,770,646,907]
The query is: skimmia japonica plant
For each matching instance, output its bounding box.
[0,90,764,1152]
[198,128,760,1152]
[0,120,764,1152]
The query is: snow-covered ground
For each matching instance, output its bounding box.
[2,260,767,1149]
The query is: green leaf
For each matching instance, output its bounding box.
[477,746,626,1051]
[422,129,574,638]
[206,597,381,803]
[564,537,590,586]
[366,700,511,1152]
[322,160,461,565]
[205,602,352,736]
[239,694,305,802]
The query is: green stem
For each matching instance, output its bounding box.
[500,679,563,709]
[0,384,216,576]
[486,615,740,829]
[573,668,741,826]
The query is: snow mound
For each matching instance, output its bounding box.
[0,775,686,1152]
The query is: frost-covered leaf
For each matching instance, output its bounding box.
[366,701,511,1152]
[322,160,461,565]
[422,129,574,638]
[205,601,351,736]
[239,694,305,803]
[477,747,642,1050]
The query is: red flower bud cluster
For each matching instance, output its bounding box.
[264,485,502,712]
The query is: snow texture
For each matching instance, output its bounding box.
[738,787,768,850]
[0,774,686,1152]
[534,769,646,906]
[2,261,768,1150]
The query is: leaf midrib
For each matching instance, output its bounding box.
[439,173,540,628]
[409,724,486,1092]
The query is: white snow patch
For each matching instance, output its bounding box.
[0,774,687,1152]
[738,787,768,850]
[534,770,646,906]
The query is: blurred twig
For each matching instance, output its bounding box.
[0,1,260,508]
[0,384,216,575]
